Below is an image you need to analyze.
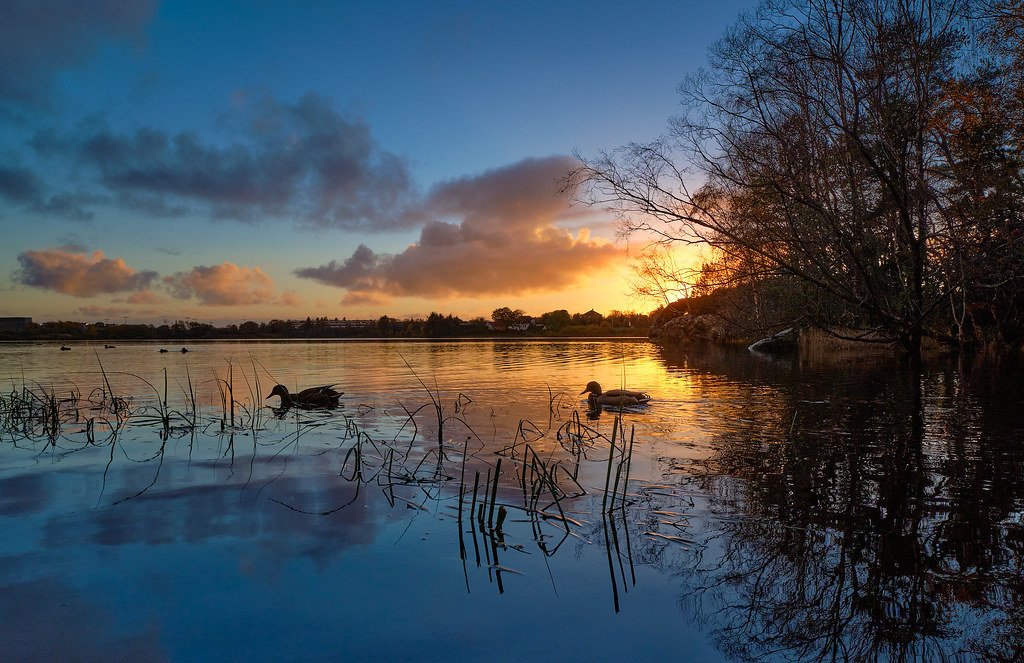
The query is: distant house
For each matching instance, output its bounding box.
[324,318,374,330]
[509,315,535,332]
[581,310,603,325]
[0,317,31,333]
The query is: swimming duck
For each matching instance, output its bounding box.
[104,344,116,349]
[180,347,189,353]
[159,348,169,353]
[266,384,343,408]
[580,381,651,408]
[60,345,71,351]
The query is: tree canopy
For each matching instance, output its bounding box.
[574,0,1024,354]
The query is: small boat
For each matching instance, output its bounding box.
[266,384,343,408]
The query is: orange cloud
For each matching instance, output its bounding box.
[16,248,157,297]
[296,157,623,300]
[279,289,302,307]
[164,262,274,306]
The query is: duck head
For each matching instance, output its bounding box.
[266,384,290,402]
[580,381,603,396]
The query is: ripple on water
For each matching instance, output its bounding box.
[1,339,1022,661]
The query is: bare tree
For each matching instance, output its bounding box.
[572,0,972,356]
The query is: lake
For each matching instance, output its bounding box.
[1,339,1021,661]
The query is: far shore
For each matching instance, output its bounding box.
[1,332,653,343]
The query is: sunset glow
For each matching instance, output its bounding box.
[0,1,751,324]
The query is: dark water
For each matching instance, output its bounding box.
[0,340,1021,661]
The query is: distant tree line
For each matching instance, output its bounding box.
[5,308,650,341]
[573,0,1024,355]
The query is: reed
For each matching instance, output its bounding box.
[602,416,636,514]
[226,360,235,427]
[120,370,177,433]
[601,416,620,513]
[212,360,239,430]
[478,468,490,527]
[250,358,263,430]
[399,353,446,449]
[487,458,502,528]
[470,470,481,527]
[174,364,198,428]
[616,425,635,512]
[457,436,469,525]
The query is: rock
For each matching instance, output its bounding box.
[748,327,798,354]
[651,313,740,344]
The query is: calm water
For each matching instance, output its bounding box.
[0,339,1022,661]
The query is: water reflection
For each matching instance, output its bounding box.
[660,351,1024,661]
[1,341,1022,660]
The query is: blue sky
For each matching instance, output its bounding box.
[1,0,754,324]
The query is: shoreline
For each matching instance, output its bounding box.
[0,334,654,344]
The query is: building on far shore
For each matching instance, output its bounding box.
[0,317,31,333]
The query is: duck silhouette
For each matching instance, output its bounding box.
[580,381,651,409]
[266,384,343,408]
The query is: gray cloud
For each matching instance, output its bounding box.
[31,192,104,221]
[0,163,105,221]
[15,248,157,297]
[53,235,89,253]
[0,166,43,203]
[0,0,158,106]
[41,93,418,230]
[295,244,377,287]
[295,156,622,300]
[116,193,188,218]
[422,155,584,230]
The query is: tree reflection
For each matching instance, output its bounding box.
[658,348,1024,661]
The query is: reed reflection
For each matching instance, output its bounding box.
[3,341,1023,660]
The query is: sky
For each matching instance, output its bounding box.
[0,0,754,325]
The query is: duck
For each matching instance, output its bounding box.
[104,344,116,349]
[180,347,189,353]
[159,348,169,353]
[266,384,343,408]
[60,345,71,351]
[580,381,651,409]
